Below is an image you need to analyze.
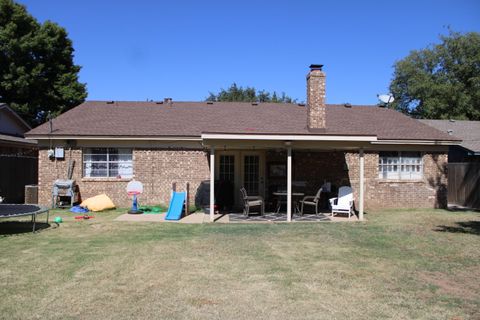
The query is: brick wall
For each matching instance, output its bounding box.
[133,149,210,207]
[345,151,448,209]
[38,148,210,208]
[265,150,448,210]
[266,150,350,198]
[38,147,447,210]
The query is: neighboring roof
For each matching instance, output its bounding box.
[0,103,31,132]
[26,101,457,142]
[0,133,37,146]
[0,104,36,147]
[420,120,480,153]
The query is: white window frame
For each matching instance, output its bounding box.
[219,155,235,182]
[378,151,423,180]
[83,148,133,178]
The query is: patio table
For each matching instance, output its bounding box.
[272,192,305,214]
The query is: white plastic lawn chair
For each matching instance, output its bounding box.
[329,186,355,218]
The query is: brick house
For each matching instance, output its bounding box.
[25,65,459,221]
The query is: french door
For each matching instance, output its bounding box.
[242,152,264,198]
[215,151,265,208]
[243,155,260,195]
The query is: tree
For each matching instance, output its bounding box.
[206,83,296,103]
[389,30,480,120]
[0,0,86,126]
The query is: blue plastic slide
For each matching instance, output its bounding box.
[165,192,186,220]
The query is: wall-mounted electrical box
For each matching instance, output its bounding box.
[55,147,64,159]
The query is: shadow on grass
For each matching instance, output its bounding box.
[434,221,480,236]
[0,221,52,236]
[447,205,480,213]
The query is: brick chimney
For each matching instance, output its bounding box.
[307,64,326,130]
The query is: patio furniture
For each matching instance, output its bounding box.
[240,187,264,216]
[299,187,323,215]
[329,186,355,218]
[272,191,305,214]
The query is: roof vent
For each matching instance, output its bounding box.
[297,103,306,107]
[156,101,164,104]
[106,101,114,104]
[344,103,352,108]
[449,119,456,122]
[447,129,454,135]
[206,101,214,105]
[251,102,258,106]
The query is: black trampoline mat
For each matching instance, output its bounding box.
[0,204,47,217]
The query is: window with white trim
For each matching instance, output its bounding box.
[378,151,423,180]
[219,155,235,182]
[83,148,133,178]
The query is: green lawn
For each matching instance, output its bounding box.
[0,208,479,319]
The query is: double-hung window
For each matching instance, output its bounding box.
[378,151,423,180]
[83,148,133,178]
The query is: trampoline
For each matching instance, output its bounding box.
[0,204,49,233]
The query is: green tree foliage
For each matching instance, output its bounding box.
[0,0,86,126]
[206,83,296,103]
[389,31,480,120]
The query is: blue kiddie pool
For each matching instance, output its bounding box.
[0,204,49,233]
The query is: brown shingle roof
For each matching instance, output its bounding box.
[420,120,480,152]
[26,101,457,141]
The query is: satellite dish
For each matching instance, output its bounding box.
[377,94,395,105]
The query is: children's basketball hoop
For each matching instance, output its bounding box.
[127,180,143,214]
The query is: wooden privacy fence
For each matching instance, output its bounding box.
[0,155,38,203]
[448,162,480,209]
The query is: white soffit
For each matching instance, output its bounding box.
[201,133,378,142]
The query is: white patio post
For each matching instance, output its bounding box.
[210,146,215,222]
[287,144,292,222]
[359,148,364,221]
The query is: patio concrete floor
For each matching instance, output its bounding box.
[115,211,360,223]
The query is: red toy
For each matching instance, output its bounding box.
[75,215,94,220]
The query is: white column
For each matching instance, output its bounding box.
[287,146,292,222]
[210,147,215,222]
[359,148,364,221]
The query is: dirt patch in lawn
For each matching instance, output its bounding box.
[418,267,480,301]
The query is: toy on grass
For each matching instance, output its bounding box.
[75,215,94,220]
[127,180,144,214]
[70,205,89,213]
[54,216,63,223]
[139,205,163,214]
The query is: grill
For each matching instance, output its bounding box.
[52,179,78,208]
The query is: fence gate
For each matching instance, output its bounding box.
[448,163,480,209]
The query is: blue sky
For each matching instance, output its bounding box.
[18,0,480,104]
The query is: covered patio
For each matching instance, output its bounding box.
[202,133,374,223]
